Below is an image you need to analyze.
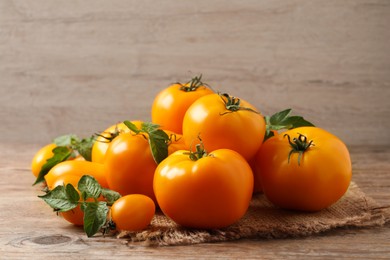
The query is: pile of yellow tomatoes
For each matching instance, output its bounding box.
[31,75,352,236]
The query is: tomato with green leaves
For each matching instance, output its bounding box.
[255,127,352,211]
[92,121,142,164]
[49,174,86,226]
[151,75,214,134]
[182,93,266,161]
[104,121,171,202]
[251,108,314,193]
[32,134,95,185]
[154,144,254,229]
[111,194,155,231]
[39,175,121,236]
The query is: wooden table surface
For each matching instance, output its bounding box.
[0,143,389,259]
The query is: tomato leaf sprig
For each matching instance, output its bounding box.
[39,175,121,237]
[54,134,95,162]
[33,134,95,185]
[123,121,169,164]
[264,109,314,141]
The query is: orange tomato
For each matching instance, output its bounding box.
[45,160,109,189]
[151,76,213,134]
[92,121,142,164]
[182,93,266,161]
[31,143,57,177]
[154,149,254,229]
[111,194,155,231]
[104,132,157,202]
[255,127,352,211]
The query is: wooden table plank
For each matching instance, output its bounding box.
[0,143,389,259]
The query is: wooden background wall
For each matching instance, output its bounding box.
[1,0,389,146]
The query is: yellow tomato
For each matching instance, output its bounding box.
[31,143,57,177]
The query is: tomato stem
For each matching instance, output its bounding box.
[179,74,206,92]
[95,125,122,143]
[284,133,314,165]
[219,93,259,115]
[186,136,208,161]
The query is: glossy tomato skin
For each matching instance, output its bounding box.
[31,143,57,178]
[92,121,142,164]
[182,94,266,161]
[111,194,155,231]
[151,84,213,134]
[256,127,352,211]
[154,149,254,229]
[45,160,109,189]
[104,133,157,202]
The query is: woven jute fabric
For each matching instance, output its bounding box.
[118,182,389,246]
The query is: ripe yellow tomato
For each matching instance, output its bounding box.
[182,93,266,161]
[31,143,57,177]
[111,194,155,231]
[255,127,352,211]
[154,148,254,229]
[104,133,157,201]
[151,76,213,134]
[92,121,142,164]
[45,160,109,189]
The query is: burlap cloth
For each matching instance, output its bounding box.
[118,182,390,246]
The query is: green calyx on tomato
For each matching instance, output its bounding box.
[94,125,122,144]
[33,134,95,186]
[219,93,259,115]
[185,137,208,161]
[179,74,208,92]
[264,108,315,141]
[123,120,169,164]
[284,133,315,165]
[38,175,121,237]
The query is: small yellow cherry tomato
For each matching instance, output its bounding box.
[111,194,155,231]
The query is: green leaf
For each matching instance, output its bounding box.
[264,109,315,141]
[141,122,160,133]
[73,136,95,161]
[78,175,102,200]
[123,120,141,133]
[54,134,79,147]
[269,109,291,125]
[148,129,169,164]
[82,202,109,237]
[65,183,81,203]
[80,202,88,212]
[141,122,169,164]
[33,146,73,185]
[101,188,121,206]
[282,116,315,128]
[38,185,79,212]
